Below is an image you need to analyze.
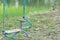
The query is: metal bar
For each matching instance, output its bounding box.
[3,0,6,31]
[23,0,26,18]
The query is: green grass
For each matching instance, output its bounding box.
[0,5,50,25]
[0,5,50,16]
[1,5,59,40]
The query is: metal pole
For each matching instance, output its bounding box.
[3,0,6,31]
[23,0,26,18]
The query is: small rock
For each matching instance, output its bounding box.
[37,20,40,23]
[35,28,40,31]
[28,16,30,18]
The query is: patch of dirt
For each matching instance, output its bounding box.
[55,24,60,32]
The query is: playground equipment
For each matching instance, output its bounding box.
[2,0,31,38]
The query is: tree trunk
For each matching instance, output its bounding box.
[44,0,48,5]
[15,0,18,8]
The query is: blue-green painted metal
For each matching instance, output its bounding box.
[22,0,31,29]
[22,18,31,29]
[3,0,19,38]
[3,0,6,31]
[3,0,31,38]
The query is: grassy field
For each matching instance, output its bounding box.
[0,6,50,29]
[0,6,60,40]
